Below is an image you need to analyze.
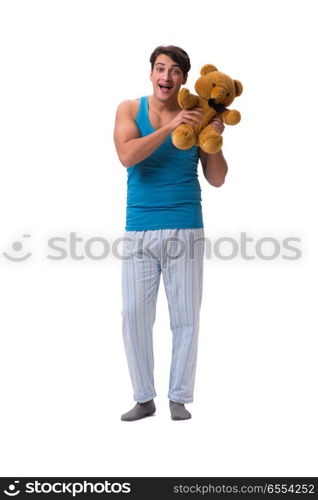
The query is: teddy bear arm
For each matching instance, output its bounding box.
[221,108,241,126]
[178,88,200,109]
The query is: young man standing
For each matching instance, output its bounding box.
[114,45,227,421]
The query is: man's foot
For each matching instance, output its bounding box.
[169,400,191,420]
[121,399,156,421]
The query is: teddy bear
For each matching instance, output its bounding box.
[171,64,243,154]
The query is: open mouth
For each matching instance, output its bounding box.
[159,84,173,92]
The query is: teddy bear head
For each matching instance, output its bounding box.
[194,64,243,108]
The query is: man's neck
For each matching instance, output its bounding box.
[149,94,180,113]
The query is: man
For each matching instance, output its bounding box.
[114,45,227,421]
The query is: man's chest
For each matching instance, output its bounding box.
[148,109,178,130]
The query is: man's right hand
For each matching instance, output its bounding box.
[168,107,203,131]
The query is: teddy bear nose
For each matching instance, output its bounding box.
[210,87,226,100]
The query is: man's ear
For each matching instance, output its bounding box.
[182,73,188,85]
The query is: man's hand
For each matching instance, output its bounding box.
[208,114,225,135]
[168,107,203,131]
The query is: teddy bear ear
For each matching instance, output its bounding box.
[200,64,218,76]
[234,80,243,96]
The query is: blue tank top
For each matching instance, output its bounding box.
[125,96,204,231]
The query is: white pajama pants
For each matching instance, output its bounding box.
[121,228,205,404]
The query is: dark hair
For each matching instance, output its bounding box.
[149,45,191,75]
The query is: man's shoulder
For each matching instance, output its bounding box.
[117,98,141,120]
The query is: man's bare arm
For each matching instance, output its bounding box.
[200,149,228,187]
[199,115,228,187]
[113,100,203,167]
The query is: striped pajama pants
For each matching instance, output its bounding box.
[121,228,205,404]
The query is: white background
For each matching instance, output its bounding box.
[1,0,317,477]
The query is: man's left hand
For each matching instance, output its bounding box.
[208,114,225,135]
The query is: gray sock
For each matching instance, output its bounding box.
[121,399,156,421]
[169,400,192,420]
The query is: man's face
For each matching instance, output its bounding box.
[150,54,187,101]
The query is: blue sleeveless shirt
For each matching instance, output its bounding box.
[125,96,204,231]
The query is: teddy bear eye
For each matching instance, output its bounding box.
[226,92,230,97]
[212,83,216,88]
